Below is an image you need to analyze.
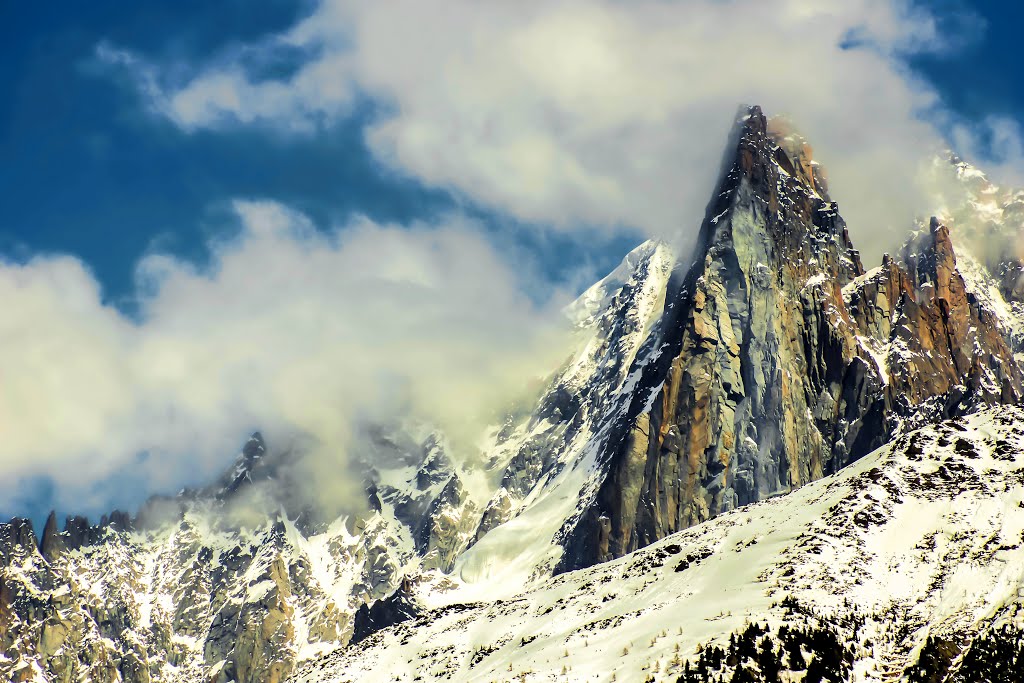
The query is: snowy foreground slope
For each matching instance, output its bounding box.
[295,406,1024,682]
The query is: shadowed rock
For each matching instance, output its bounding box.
[350,576,420,645]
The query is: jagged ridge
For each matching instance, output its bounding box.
[556,106,1023,571]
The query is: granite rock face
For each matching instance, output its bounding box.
[848,219,1022,414]
[557,107,1023,571]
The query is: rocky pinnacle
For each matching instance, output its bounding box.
[557,106,1023,571]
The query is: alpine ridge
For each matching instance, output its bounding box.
[557,106,1022,571]
[3,106,1024,682]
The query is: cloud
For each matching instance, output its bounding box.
[97,0,1001,259]
[950,115,1024,187]
[0,206,571,520]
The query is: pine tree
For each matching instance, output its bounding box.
[757,638,781,683]
[785,635,805,670]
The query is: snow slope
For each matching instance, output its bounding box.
[293,406,1024,682]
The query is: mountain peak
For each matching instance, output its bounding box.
[724,106,830,201]
[39,510,62,562]
[737,103,767,129]
[695,105,862,287]
[558,106,1021,572]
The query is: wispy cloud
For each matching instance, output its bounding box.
[950,115,1024,187]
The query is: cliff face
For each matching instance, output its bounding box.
[558,107,1023,571]
[848,219,1021,413]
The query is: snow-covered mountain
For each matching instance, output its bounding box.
[293,405,1024,682]
[0,230,681,683]
[4,106,1024,682]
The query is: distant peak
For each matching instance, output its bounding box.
[40,510,63,562]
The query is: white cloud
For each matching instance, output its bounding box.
[98,0,1001,258]
[950,115,1024,187]
[0,206,570,518]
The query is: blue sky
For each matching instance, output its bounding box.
[2,1,1021,529]
[909,2,1020,122]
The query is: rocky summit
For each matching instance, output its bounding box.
[559,107,1022,571]
[4,106,1024,682]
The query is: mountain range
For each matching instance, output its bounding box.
[3,106,1024,682]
